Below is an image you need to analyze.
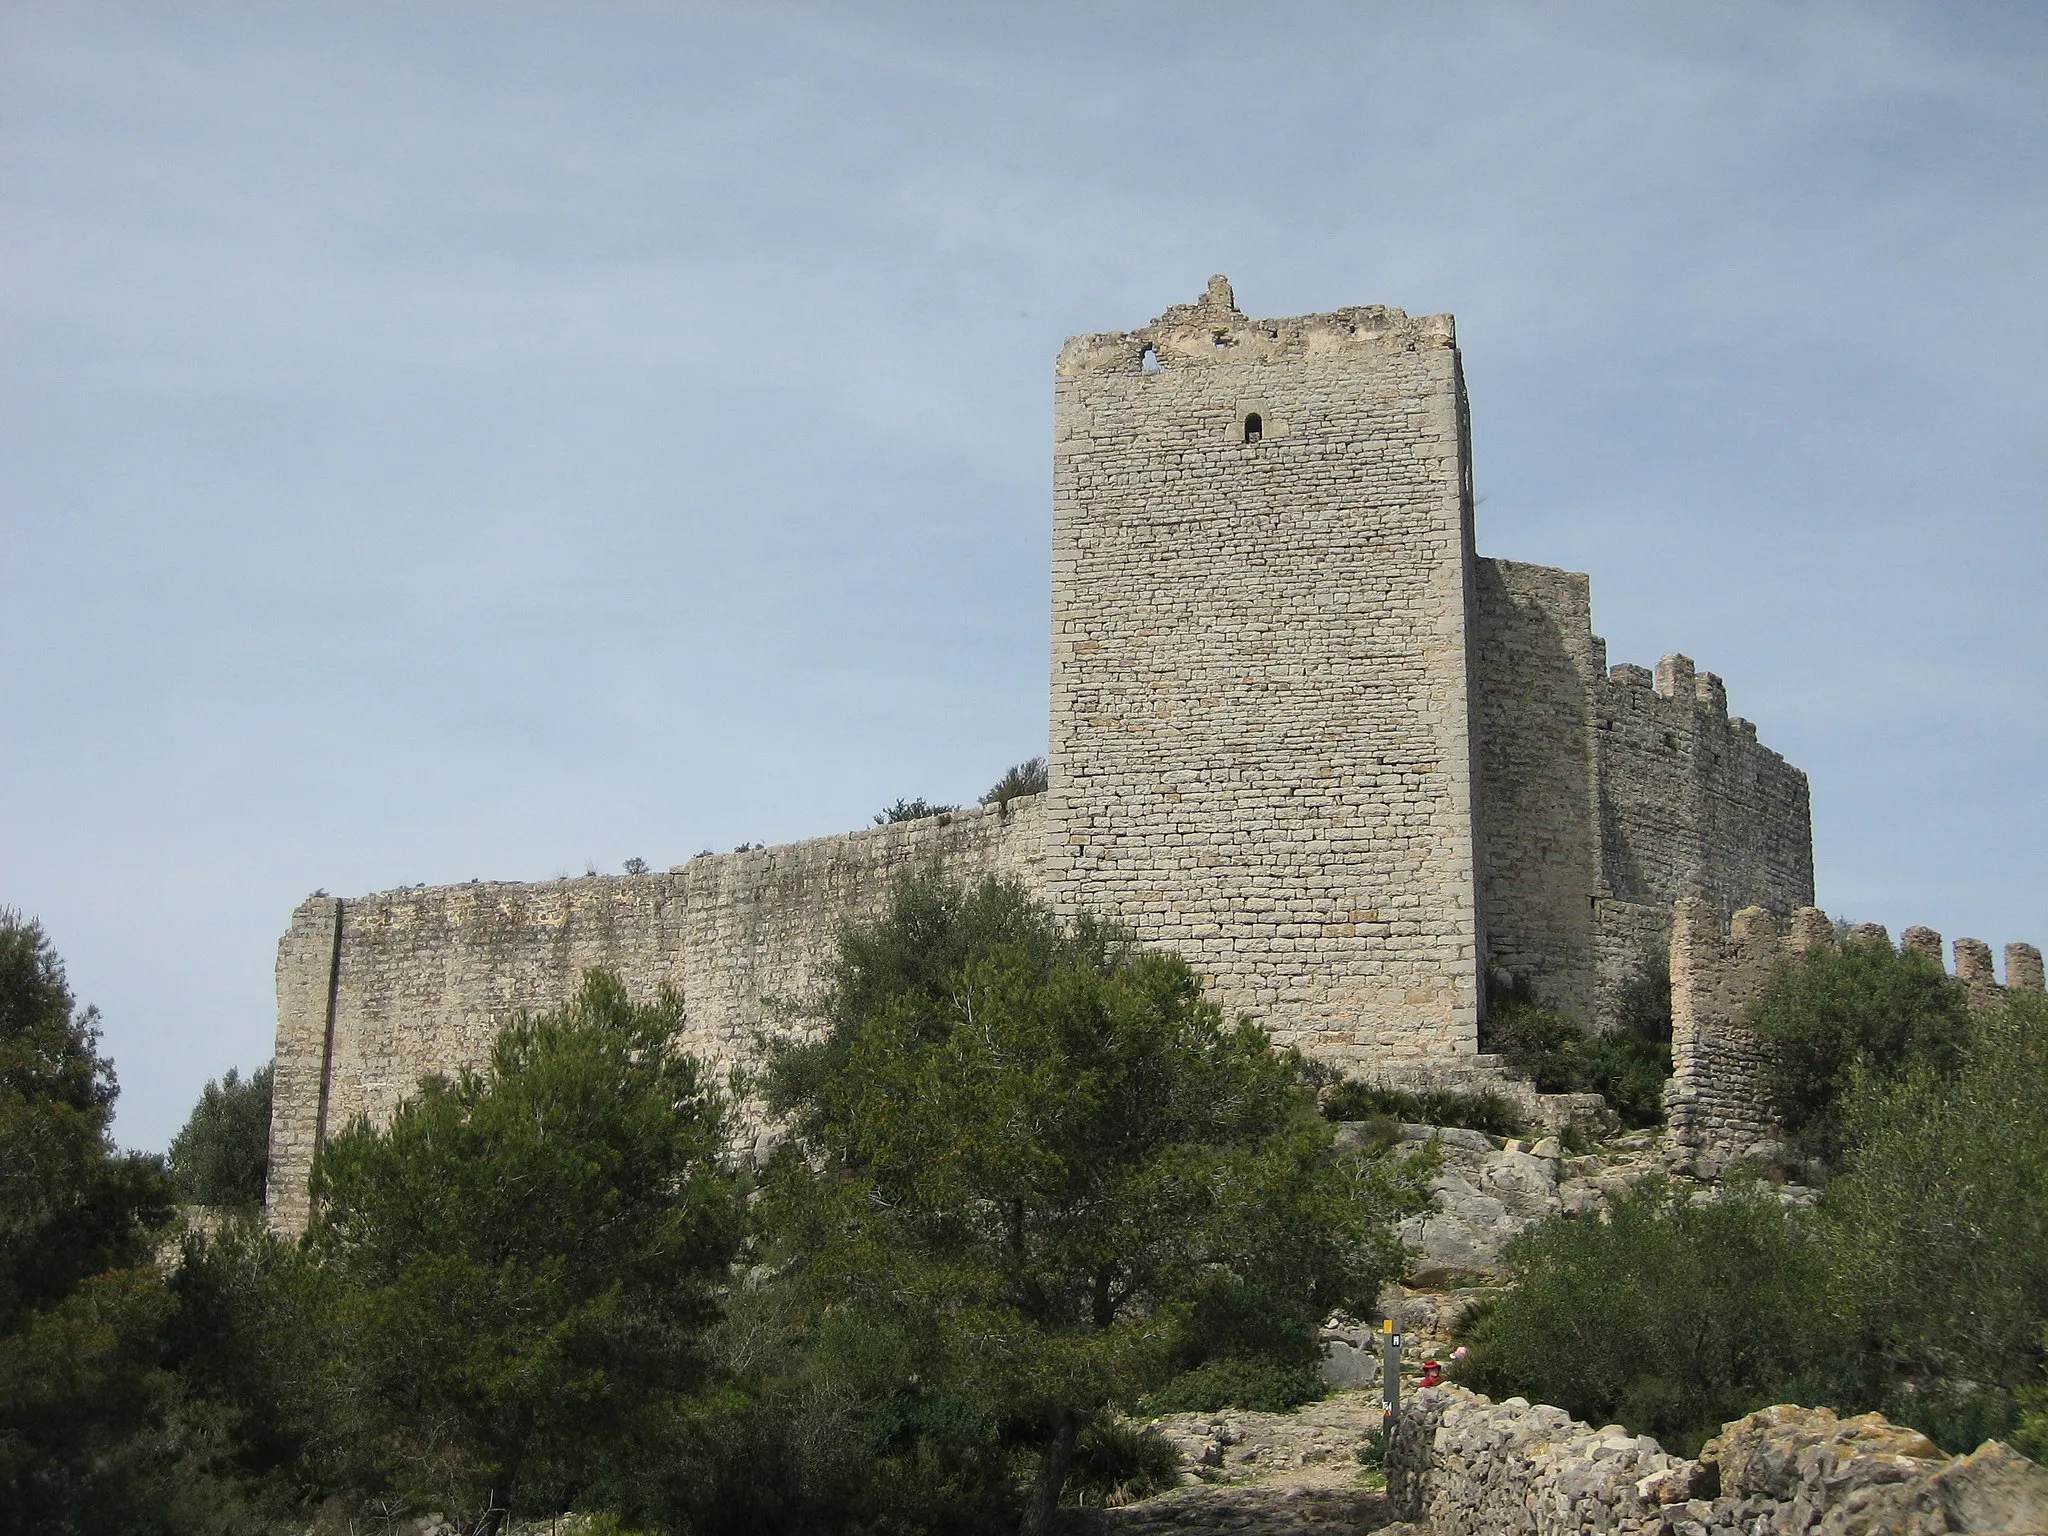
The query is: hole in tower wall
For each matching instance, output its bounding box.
[1140,346,1160,373]
[1243,412,1263,443]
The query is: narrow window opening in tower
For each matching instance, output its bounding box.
[1140,346,1160,373]
[1243,412,1263,443]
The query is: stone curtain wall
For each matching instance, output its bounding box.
[1472,558,1604,1023]
[1667,898,2047,1179]
[1387,1385,2048,1535]
[1044,277,1483,1072]
[1599,655,1813,918]
[1593,898,1674,1030]
[265,799,1047,1230]
[1471,557,1809,1032]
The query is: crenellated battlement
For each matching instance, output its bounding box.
[1602,653,1770,741]
[1667,900,2043,1176]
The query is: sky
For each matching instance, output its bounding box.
[3,2,2043,1152]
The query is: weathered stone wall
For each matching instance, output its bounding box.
[1599,655,1813,918]
[1044,277,1482,1072]
[1388,1385,2048,1536]
[1472,555,1809,1032]
[1667,901,2046,1179]
[1593,897,1673,1030]
[1472,557,1604,1022]
[266,799,1046,1230]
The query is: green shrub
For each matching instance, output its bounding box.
[2014,1331,2048,1463]
[1064,1420,1180,1507]
[304,970,743,1525]
[1143,1357,1322,1414]
[1481,991,1585,1093]
[1459,1179,1834,1454]
[1748,936,1974,1168]
[761,872,1404,1522]
[1820,991,2048,1397]
[168,1063,272,1208]
[1479,954,1672,1129]
[1320,1079,1525,1137]
[1355,1424,1387,1471]
[1578,1032,1671,1129]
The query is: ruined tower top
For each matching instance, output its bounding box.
[1056,273,1456,377]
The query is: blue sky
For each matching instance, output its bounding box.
[4,2,2043,1150]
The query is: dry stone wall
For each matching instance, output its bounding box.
[1388,1386,2048,1536]
[266,799,1045,1230]
[1044,277,1483,1072]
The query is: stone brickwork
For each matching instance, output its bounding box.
[265,800,1044,1230]
[266,278,1819,1227]
[1598,655,1813,917]
[1470,557,1813,1028]
[1667,900,2046,1178]
[1473,559,1604,1023]
[1044,276,1482,1071]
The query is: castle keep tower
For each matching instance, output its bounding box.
[265,278,1818,1230]
[1044,278,1483,1068]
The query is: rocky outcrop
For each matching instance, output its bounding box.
[1351,1123,1676,1286]
[1387,1386,2048,1535]
[1392,1128,1562,1286]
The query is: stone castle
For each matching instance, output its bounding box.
[265,277,1821,1229]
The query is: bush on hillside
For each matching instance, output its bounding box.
[0,910,216,1533]
[1063,1420,1180,1508]
[168,1063,272,1208]
[1457,976,2048,1463]
[1817,990,2048,1435]
[304,970,743,1528]
[1748,935,1974,1168]
[640,1294,1017,1536]
[1142,1274,1328,1414]
[760,871,1425,1528]
[1457,1179,1833,1455]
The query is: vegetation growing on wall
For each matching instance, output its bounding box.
[1319,1078,1527,1138]
[875,797,958,824]
[981,755,1048,808]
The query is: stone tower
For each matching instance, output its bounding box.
[264,277,1821,1231]
[1042,277,1484,1070]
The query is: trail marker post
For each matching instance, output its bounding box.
[1381,1315,1401,1433]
